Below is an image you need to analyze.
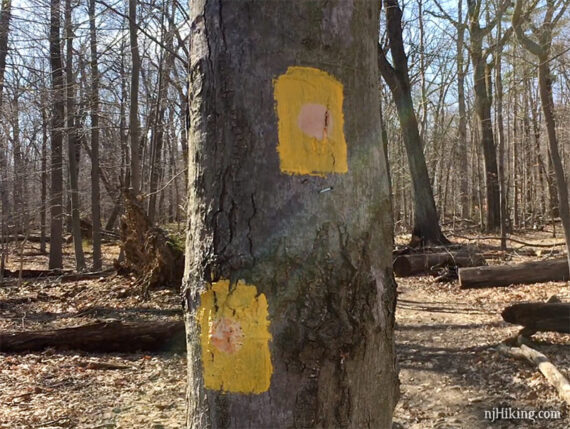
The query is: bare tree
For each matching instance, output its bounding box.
[378,0,448,245]
[0,0,12,245]
[65,0,85,271]
[148,1,173,223]
[465,0,510,231]
[40,86,48,254]
[513,0,570,266]
[89,0,102,270]
[48,0,64,269]
[129,0,141,194]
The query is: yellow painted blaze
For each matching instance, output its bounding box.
[274,66,348,176]
[198,280,272,393]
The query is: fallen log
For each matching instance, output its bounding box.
[497,343,570,406]
[501,302,570,334]
[0,320,185,353]
[393,252,486,277]
[459,258,569,288]
[1,235,73,244]
[1,268,72,279]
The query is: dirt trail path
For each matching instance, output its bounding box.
[393,276,570,428]
[1,239,569,427]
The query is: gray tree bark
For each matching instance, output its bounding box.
[512,0,570,271]
[378,0,448,246]
[128,0,141,194]
[65,0,86,271]
[89,0,102,271]
[183,0,398,427]
[48,0,64,269]
[40,89,48,254]
[456,0,469,219]
[0,0,12,241]
[494,21,507,250]
[466,0,506,231]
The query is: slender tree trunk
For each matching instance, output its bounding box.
[148,3,174,224]
[418,0,428,142]
[539,59,570,270]
[513,71,520,228]
[40,91,48,254]
[379,91,392,198]
[49,0,64,269]
[455,0,469,220]
[512,0,570,261]
[89,0,102,270]
[64,0,85,271]
[11,89,23,233]
[120,38,129,188]
[530,86,550,222]
[472,52,500,231]
[184,0,398,426]
[147,66,168,223]
[495,27,507,249]
[467,0,502,231]
[394,89,447,244]
[128,0,141,194]
[378,0,448,246]
[0,0,10,109]
[0,0,12,239]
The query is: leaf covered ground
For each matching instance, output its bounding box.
[393,229,570,428]
[0,231,569,428]
[0,243,186,428]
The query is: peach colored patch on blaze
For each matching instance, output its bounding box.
[209,317,244,354]
[297,103,333,141]
[273,66,347,176]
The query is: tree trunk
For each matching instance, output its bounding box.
[495,25,507,249]
[147,7,174,224]
[48,0,64,269]
[456,0,469,220]
[473,55,500,231]
[394,88,448,246]
[184,1,398,427]
[120,37,130,188]
[65,0,86,271]
[11,88,24,233]
[0,0,11,231]
[467,0,501,231]
[128,0,141,194]
[40,89,48,254]
[538,59,570,272]
[0,0,12,256]
[89,0,102,271]
[378,0,448,246]
[511,0,570,271]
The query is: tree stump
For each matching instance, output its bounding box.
[118,189,184,296]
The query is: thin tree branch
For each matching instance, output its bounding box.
[96,0,188,68]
